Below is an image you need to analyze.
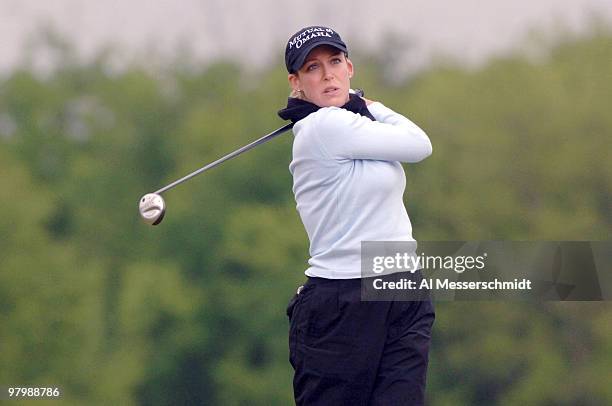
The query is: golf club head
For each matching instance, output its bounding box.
[139,193,166,226]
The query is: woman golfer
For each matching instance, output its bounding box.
[279,26,435,405]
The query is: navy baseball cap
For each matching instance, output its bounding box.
[285,26,348,73]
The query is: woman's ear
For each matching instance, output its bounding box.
[288,73,301,92]
[346,58,354,79]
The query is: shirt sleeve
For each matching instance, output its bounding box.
[312,102,432,162]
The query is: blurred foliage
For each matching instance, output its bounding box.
[1,24,611,405]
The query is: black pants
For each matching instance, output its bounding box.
[286,273,435,406]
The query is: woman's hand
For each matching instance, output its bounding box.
[361,97,375,105]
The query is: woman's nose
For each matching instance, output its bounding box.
[322,67,334,80]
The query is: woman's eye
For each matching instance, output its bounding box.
[331,58,341,64]
[306,63,318,71]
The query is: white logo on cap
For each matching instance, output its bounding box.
[289,27,334,49]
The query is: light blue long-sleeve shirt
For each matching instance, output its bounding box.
[289,102,432,279]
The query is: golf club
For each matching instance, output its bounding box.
[138,122,293,225]
[138,89,364,225]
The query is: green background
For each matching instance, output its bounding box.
[1,23,611,405]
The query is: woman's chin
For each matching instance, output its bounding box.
[317,93,349,108]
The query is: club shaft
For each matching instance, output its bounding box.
[154,123,294,195]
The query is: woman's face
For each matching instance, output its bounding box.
[288,45,354,108]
